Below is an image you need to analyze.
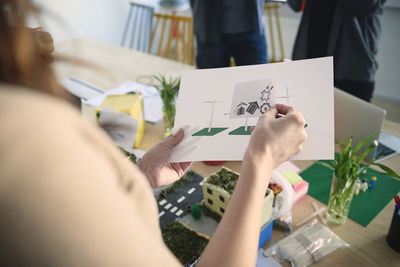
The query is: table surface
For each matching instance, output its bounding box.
[55,38,400,266]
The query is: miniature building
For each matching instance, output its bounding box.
[203,167,274,226]
[96,93,145,148]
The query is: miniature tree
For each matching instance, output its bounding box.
[191,204,202,220]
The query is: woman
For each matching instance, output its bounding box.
[0,1,307,266]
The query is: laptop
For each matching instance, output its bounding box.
[334,88,400,162]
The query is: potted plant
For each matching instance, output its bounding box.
[321,133,400,225]
[153,74,180,137]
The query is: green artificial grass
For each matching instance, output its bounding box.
[162,222,209,265]
[165,170,195,195]
[207,168,239,194]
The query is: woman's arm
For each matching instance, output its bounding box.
[197,104,307,267]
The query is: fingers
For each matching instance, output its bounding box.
[264,107,277,119]
[163,128,184,148]
[301,131,308,143]
[171,163,184,177]
[275,103,295,115]
[254,108,276,130]
[275,104,306,127]
[180,161,192,172]
[296,144,303,155]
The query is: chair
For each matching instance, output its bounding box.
[121,2,154,52]
[264,4,285,63]
[148,13,195,65]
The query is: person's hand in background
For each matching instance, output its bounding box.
[31,27,54,64]
[137,128,192,188]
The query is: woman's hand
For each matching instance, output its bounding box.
[247,103,307,169]
[137,129,192,188]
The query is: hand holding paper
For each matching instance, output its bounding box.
[170,57,334,162]
[138,129,192,188]
[248,104,307,169]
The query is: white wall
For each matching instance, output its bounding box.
[31,1,400,102]
[30,0,160,45]
[375,7,400,102]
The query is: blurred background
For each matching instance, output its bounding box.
[30,0,400,122]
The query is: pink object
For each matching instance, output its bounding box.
[275,161,300,174]
[203,161,225,166]
[292,180,309,204]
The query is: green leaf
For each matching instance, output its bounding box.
[372,163,400,179]
[338,141,348,148]
[152,74,180,129]
[353,131,379,155]
[355,142,377,164]
[315,160,335,170]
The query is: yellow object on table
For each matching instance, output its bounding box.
[282,170,303,185]
[96,93,145,148]
[203,167,274,226]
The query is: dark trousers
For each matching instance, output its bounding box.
[196,31,268,69]
[335,79,375,102]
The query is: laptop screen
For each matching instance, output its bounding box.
[334,88,386,159]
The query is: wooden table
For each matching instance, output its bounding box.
[55,38,400,266]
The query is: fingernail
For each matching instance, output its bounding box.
[304,124,308,128]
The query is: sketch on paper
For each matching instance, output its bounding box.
[192,100,228,136]
[228,79,276,135]
[171,57,334,162]
[192,78,276,137]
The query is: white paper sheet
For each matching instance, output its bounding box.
[84,81,164,123]
[60,76,105,100]
[170,57,334,162]
[98,107,138,151]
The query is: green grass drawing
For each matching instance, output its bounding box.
[192,128,229,136]
[228,126,253,135]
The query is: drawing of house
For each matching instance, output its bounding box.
[233,102,247,116]
[246,101,259,115]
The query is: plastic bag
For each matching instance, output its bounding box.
[264,220,349,267]
[270,170,294,231]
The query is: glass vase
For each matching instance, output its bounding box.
[326,174,358,225]
[163,105,175,137]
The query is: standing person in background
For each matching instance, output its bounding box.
[190,0,268,69]
[288,0,386,102]
[0,1,308,266]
